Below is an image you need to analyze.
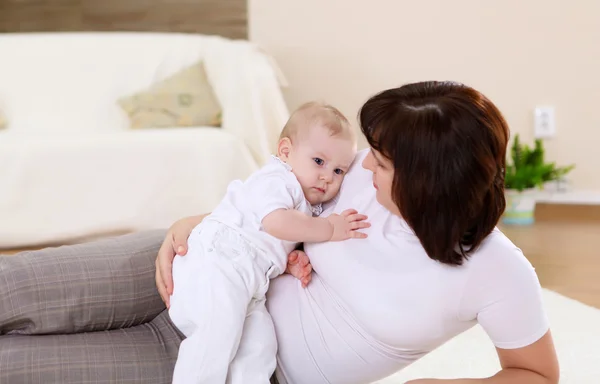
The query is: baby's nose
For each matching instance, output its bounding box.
[321,172,333,182]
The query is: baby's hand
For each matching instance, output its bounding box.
[285,250,312,288]
[326,209,370,241]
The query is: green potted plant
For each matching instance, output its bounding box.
[503,134,575,225]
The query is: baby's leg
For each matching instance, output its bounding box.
[227,298,277,384]
[168,230,253,384]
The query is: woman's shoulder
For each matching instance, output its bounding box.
[340,149,372,188]
[466,228,533,273]
[322,149,372,213]
[459,227,543,315]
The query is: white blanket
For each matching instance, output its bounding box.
[0,33,290,164]
[0,129,258,248]
[200,36,290,165]
[0,33,290,248]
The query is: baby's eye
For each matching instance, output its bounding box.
[334,168,344,175]
[313,158,324,166]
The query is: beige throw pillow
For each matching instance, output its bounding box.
[119,61,222,129]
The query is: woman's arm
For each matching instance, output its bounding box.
[407,330,559,383]
[154,208,343,305]
[408,240,560,384]
[155,213,209,306]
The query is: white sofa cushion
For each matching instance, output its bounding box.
[0,128,259,248]
[0,32,291,247]
[1,33,221,134]
[0,32,289,165]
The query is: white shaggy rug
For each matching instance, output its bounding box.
[376,289,600,383]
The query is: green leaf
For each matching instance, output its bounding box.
[505,133,575,191]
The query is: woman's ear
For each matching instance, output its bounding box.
[277,137,292,160]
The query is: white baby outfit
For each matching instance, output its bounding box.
[169,156,320,384]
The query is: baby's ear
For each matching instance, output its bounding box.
[277,137,292,160]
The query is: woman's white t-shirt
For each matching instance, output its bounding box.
[266,149,549,384]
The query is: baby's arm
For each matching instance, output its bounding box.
[250,170,369,242]
[262,208,369,242]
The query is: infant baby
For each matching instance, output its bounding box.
[168,101,370,384]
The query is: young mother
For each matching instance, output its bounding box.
[0,81,558,384]
[156,81,559,383]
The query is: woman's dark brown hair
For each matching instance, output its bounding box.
[360,81,509,265]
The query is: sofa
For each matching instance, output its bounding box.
[0,32,289,248]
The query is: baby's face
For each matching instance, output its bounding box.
[285,126,356,205]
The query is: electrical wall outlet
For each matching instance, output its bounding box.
[534,106,556,138]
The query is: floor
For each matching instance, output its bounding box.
[499,203,600,309]
[3,203,600,310]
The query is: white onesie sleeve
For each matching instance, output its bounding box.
[458,233,550,349]
[246,167,305,223]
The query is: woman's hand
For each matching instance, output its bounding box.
[155,214,208,307]
[285,250,313,287]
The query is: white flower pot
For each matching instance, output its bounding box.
[502,188,538,225]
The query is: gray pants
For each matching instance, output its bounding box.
[0,231,185,383]
[0,231,281,383]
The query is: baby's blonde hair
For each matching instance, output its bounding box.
[279,101,355,142]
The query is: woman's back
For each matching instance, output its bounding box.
[267,150,548,384]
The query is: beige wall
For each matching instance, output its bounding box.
[250,0,600,191]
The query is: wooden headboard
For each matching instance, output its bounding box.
[0,0,247,39]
